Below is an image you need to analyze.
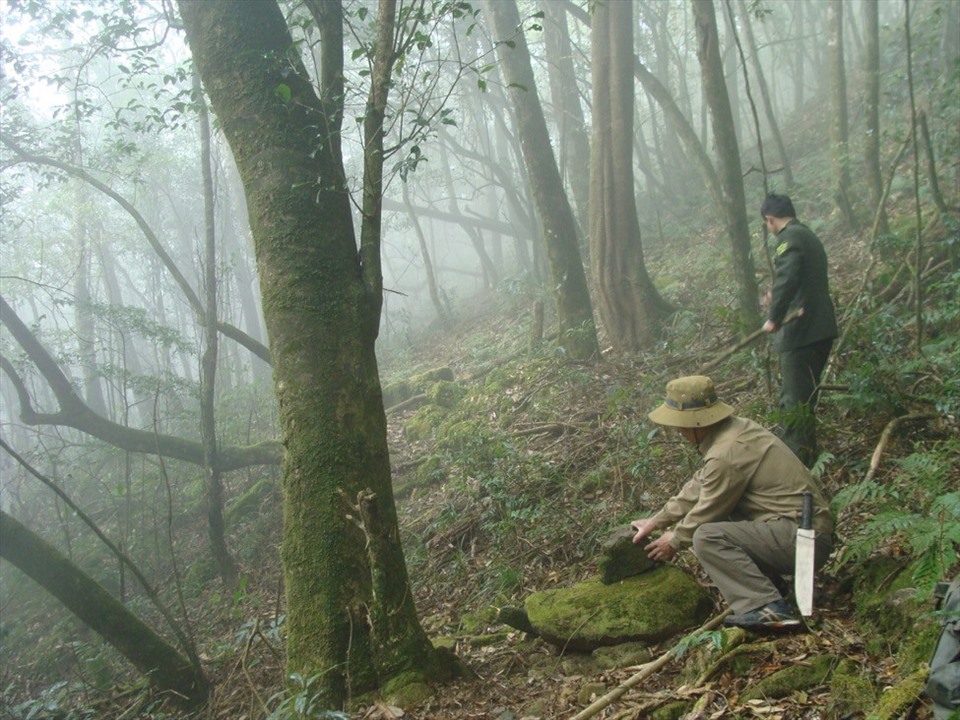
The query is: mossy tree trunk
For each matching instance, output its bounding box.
[482,0,599,361]
[0,510,208,707]
[177,0,442,707]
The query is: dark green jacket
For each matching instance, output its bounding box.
[768,220,838,352]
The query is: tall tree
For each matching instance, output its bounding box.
[541,0,590,236]
[827,0,857,228]
[691,0,760,329]
[176,0,451,705]
[589,0,671,351]
[482,0,599,360]
[194,70,238,586]
[734,0,794,187]
[863,0,889,235]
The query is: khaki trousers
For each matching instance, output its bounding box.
[692,517,834,614]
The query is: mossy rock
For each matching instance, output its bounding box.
[828,663,878,718]
[403,405,449,442]
[741,654,841,701]
[382,379,415,409]
[383,367,455,408]
[413,455,447,486]
[523,567,714,652]
[427,380,464,409]
[412,367,455,384]
[435,420,486,452]
[381,671,433,707]
[481,366,516,395]
[460,606,499,633]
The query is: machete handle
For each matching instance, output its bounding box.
[801,491,813,531]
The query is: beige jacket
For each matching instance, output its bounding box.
[651,416,834,549]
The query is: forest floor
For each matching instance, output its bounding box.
[4,212,956,720]
[201,218,956,720]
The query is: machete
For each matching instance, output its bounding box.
[795,491,816,617]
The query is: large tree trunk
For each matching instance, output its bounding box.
[483,0,599,361]
[177,0,445,706]
[692,0,760,330]
[0,510,208,706]
[589,0,670,351]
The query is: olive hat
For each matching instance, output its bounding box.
[647,375,734,428]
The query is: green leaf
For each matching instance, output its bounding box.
[274,83,292,104]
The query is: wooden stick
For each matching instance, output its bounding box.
[568,609,731,720]
[700,309,802,374]
[862,413,940,485]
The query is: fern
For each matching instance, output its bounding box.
[835,443,960,592]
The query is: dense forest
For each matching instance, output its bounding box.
[0,0,958,718]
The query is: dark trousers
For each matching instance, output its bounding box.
[692,518,834,613]
[779,338,833,467]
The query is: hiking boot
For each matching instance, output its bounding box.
[723,599,801,631]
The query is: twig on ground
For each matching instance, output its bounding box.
[568,609,731,720]
[862,413,941,485]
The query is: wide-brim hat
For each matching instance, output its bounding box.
[648,375,734,428]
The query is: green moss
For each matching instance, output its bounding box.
[741,654,838,701]
[381,670,433,707]
[829,664,878,718]
[382,367,454,408]
[403,405,449,442]
[434,420,484,452]
[411,367,455,385]
[524,567,713,651]
[868,667,928,720]
[432,636,456,650]
[382,379,414,408]
[895,617,940,678]
[466,632,509,648]
[460,607,499,633]
[427,380,464,409]
[407,455,443,487]
[481,366,516,395]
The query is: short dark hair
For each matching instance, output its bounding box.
[760,193,796,219]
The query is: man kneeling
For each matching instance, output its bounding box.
[631,376,834,631]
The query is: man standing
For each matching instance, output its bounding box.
[761,193,838,468]
[632,376,834,631]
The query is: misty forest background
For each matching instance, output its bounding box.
[0,0,958,718]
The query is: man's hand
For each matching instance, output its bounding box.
[631,518,658,544]
[644,532,677,562]
[762,319,778,334]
